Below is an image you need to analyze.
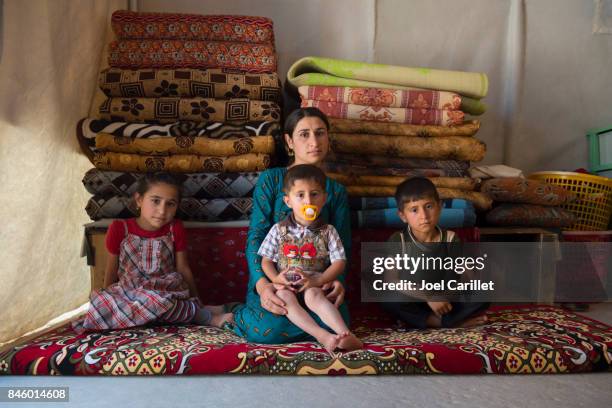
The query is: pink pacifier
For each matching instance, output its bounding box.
[300,204,319,221]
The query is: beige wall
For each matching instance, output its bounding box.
[0,0,125,344]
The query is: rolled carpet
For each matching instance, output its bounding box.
[302,100,463,126]
[328,118,480,137]
[480,177,577,206]
[95,133,275,156]
[92,151,270,173]
[111,10,275,45]
[78,118,279,139]
[98,97,280,124]
[298,85,461,110]
[327,152,469,175]
[82,168,260,199]
[345,186,493,211]
[85,194,253,222]
[100,68,281,102]
[329,134,486,161]
[321,162,449,178]
[291,74,486,115]
[485,204,576,227]
[348,197,472,210]
[287,56,488,99]
[109,40,277,73]
[327,173,477,191]
[352,206,476,229]
[77,118,280,163]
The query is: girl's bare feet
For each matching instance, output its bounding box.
[210,312,234,328]
[337,331,363,351]
[458,314,488,328]
[204,305,226,315]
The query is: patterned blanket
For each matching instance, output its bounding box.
[326,152,470,176]
[109,40,277,73]
[82,169,259,198]
[92,151,270,173]
[298,85,461,110]
[95,133,275,157]
[486,204,577,228]
[348,197,467,210]
[328,173,477,191]
[79,118,280,139]
[346,186,493,211]
[85,195,253,222]
[302,100,464,126]
[99,97,280,124]
[352,206,476,229]
[112,10,275,45]
[100,68,280,102]
[1,306,609,375]
[287,56,489,99]
[329,134,486,161]
[329,118,480,137]
[321,163,450,178]
[77,118,281,163]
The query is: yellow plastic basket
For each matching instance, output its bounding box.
[528,171,612,231]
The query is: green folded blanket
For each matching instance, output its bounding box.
[287,56,489,100]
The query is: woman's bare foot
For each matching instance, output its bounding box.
[317,332,341,354]
[209,312,234,328]
[458,314,488,328]
[337,331,363,351]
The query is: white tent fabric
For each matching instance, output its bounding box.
[0,0,125,344]
[1,0,611,343]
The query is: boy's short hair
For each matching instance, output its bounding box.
[394,177,440,210]
[283,164,327,193]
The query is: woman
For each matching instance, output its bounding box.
[232,107,351,343]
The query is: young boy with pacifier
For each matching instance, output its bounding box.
[257,164,363,353]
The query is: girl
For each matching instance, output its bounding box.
[75,172,232,332]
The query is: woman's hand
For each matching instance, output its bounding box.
[321,280,345,308]
[259,280,288,315]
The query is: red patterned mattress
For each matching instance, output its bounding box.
[1,228,610,375]
[1,305,610,375]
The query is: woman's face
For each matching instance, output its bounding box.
[285,116,329,166]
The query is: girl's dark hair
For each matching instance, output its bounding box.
[394,177,440,211]
[135,172,182,200]
[284,107,330,139]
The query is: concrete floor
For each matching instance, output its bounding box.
[1,303,611,408]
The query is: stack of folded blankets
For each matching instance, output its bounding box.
[77,10,282,222]
[481,178,578,228]
[286,56,492,228]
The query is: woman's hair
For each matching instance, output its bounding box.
[284,107,330,139]
[394,177,440,211]
[135,172,182,200]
